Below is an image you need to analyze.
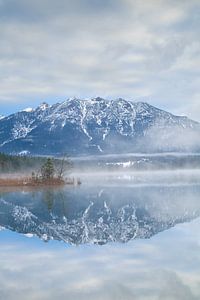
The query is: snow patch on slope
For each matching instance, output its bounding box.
[12,122,36,139]
[22,107,34,113]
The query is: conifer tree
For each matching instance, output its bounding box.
[41,158,55,180]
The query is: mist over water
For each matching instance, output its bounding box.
[73,169,200,187]
[1,153,200,299]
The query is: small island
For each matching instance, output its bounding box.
[0,154,81,187]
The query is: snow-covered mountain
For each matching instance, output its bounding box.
[0,97,200,155]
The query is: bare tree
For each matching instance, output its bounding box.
[56,154,73,179]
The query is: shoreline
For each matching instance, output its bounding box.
[0,177,81,187]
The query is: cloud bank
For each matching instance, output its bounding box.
[0,0,200,119]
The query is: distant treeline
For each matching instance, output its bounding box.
[0,153,72,173]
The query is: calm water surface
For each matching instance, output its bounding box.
[0,171,200,300]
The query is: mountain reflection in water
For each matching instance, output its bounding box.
[0,174,200,245]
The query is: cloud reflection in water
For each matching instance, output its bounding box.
[0,218,200,300]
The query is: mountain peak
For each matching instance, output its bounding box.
[92,97,105,102]
[38,102,49,111]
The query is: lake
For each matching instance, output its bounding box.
[0,170,200,299]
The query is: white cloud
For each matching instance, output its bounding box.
[0,0,199,120]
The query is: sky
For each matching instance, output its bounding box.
[0,0,200,121]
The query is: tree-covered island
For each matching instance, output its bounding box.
[0,153,80,186]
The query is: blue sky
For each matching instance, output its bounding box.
[0,0,200,121]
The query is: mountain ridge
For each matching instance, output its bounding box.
[0,97,200,156]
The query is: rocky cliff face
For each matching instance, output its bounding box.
[0,97,200,155]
